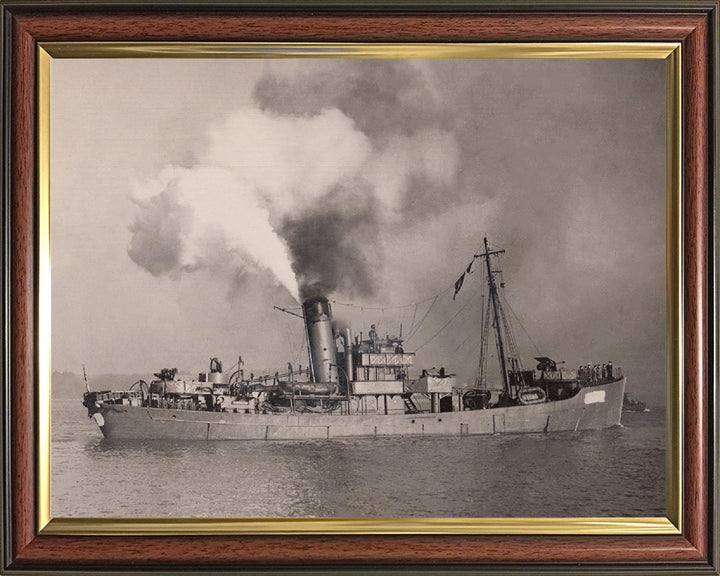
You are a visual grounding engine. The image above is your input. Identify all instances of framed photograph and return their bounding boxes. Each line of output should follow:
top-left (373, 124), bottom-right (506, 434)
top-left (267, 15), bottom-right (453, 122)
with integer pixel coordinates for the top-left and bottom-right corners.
top-left (1, 1), bottom-right (717, 574)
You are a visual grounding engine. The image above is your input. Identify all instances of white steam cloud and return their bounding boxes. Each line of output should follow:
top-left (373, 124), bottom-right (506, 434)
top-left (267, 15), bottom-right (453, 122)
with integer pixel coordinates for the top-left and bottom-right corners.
top-left (128, 165), bottom-right (300, 300)
top-left (128, 63), bottom-right (460, 302)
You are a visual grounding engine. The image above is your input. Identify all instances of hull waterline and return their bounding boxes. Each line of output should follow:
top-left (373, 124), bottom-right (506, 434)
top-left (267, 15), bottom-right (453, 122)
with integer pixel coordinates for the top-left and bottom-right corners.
top-left (92, 378), bottom-right (625, 441)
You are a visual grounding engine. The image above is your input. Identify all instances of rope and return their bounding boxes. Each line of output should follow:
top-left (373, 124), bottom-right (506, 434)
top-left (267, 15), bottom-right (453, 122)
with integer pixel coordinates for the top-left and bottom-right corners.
top-left (329, 280), bottom-right (456, 313)
top-left (453, 332), bottom-right (476, 352)
top-left (412, 296), bottom-right (476, 352)
top-left (405, 294), bottom-right (439, 343)
top-left (408, 303), bottom-right (419, 337)
top-left (500, 289), bottom-right (543, 357)
top-left (291, 327), bottom-right (308, 365)
top-left (330, 291), bottom-right (441, 311)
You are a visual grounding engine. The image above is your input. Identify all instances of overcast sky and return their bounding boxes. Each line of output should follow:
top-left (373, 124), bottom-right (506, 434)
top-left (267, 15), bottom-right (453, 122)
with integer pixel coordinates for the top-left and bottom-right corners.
top-left (51, 57), bottom-right (666, 405)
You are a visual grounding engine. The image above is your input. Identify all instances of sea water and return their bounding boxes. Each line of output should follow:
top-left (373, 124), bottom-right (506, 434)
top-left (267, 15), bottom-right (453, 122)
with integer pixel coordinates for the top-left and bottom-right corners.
top-left (51, 399), bottom-right (665, 518)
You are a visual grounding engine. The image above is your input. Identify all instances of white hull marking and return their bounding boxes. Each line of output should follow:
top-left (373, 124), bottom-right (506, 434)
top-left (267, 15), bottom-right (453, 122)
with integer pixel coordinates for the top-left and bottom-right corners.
top-left (583, 390), bottom-right (606, 404)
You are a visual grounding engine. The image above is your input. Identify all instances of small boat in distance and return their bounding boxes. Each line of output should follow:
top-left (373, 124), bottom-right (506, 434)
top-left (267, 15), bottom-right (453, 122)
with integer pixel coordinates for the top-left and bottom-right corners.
top-left (623, 392), bottom-right (649, 412)
top-left (82, 238), bottom-right (625, 440)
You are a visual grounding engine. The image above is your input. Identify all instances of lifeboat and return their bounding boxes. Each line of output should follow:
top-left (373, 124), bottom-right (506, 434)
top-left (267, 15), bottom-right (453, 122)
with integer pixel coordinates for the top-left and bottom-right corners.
top-left (517, 387), bottom-right (546, 405)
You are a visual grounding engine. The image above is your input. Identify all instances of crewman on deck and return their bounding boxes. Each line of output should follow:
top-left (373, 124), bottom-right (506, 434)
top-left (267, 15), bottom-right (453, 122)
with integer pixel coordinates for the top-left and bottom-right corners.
top-left (368, 324), bottom-right (378, 350)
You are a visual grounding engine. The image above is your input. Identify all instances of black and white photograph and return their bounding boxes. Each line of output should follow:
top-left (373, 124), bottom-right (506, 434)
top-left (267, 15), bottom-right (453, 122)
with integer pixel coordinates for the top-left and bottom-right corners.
top-left (50, 55), bottom-right (666, 519)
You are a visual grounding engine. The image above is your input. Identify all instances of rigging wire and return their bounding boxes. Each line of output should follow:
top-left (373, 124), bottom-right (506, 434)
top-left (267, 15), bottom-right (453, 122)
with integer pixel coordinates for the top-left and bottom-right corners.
top-left (330, 290), bottom-right (443, 311)
top-left (290, 246), bottom-right (490, 348)
top-left (329, 280), bottom-right (456, 317)
top-left (412, 293), bottom-right (477, 352)
top-left (453, 331), bottom-right (476, 352)
top-left (326, 259), bottom-right (478, 343)
top-left (452, 255), bottom-right (486, 353)
top-left (404, 294), bottom-right (440, 343)
top-left (293, 329), bottom-right (309, 365)
top-left (499, 289), bottom-right (543, 357)
top-left (408, 303), bottom-right (419, 337)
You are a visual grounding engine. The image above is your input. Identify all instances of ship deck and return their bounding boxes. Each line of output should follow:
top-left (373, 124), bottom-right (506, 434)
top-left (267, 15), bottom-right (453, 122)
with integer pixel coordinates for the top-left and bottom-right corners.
top-left (93, 378), bottom-right (626, 440)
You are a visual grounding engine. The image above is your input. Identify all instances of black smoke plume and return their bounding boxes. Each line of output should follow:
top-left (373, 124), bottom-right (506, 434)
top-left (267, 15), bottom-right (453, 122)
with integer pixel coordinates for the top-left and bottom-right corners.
top-left (280, 183), bottom-right (381, 301)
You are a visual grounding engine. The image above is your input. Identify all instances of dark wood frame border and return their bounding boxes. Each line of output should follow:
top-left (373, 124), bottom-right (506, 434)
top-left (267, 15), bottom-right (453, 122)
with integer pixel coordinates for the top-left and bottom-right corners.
top-left (1, 2), bottom-right (717, 574)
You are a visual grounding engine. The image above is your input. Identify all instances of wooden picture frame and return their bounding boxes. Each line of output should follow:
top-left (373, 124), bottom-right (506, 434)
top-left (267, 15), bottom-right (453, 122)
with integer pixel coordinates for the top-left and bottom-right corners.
top-left (1, 1), bottom-right (717, 573)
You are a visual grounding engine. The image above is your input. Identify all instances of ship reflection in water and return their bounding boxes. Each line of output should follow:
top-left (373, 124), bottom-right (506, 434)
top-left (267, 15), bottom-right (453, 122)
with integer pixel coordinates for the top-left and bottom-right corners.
top-left (52, 399), bottom-right (664, 518)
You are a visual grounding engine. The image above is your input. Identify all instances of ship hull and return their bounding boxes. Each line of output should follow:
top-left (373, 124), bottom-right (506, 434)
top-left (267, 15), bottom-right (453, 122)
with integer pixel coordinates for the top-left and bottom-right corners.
top-left (93, 378), bottom-right (625, 440)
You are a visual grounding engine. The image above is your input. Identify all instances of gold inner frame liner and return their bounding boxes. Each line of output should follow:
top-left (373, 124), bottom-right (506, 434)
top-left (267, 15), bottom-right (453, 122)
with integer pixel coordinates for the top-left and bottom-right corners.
top-left (36, 41), bottom-right (682, 536)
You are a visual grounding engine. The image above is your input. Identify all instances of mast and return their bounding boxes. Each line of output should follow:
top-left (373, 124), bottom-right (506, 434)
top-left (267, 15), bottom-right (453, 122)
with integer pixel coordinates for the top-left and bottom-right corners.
top-left (477, 293), bottom-right (491, 387)
top-left (476, 237), bottom-right (510, 397)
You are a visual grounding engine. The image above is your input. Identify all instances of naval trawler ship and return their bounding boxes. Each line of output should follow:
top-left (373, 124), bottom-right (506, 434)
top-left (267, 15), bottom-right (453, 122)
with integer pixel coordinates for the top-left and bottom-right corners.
top-left (82, 238), bottom-right (625, 440)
